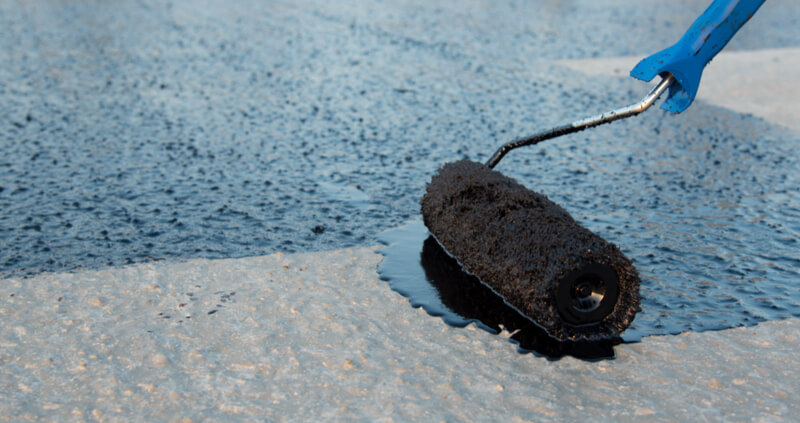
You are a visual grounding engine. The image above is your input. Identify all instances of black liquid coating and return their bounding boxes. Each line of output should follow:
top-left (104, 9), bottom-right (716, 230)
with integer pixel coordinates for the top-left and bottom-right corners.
top-left (420, 160), bottom-right (641, 341)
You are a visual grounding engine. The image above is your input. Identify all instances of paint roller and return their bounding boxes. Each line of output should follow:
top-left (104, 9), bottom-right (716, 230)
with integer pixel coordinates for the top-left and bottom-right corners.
top-left (420, 0), bottom-right (765, 341)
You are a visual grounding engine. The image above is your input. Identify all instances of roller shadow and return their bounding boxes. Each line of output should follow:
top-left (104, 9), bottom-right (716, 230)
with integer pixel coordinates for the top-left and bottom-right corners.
top-left (419, 236), bottom-right (620, 360)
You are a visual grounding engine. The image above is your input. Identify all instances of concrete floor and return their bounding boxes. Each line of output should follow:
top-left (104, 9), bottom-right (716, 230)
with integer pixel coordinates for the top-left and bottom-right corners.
top-left (2, 0), bottom-right (799, 421)
top-left (2, 248), bottom-right (798, 422)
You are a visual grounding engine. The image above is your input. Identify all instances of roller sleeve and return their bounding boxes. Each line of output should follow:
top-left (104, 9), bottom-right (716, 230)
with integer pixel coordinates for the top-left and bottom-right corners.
top-left (420, 160), bottom-right (641, 341)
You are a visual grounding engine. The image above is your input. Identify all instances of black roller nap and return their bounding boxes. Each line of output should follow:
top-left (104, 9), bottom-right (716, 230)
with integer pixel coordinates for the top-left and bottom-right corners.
top-left (420, 160), bottom-right (641, 341)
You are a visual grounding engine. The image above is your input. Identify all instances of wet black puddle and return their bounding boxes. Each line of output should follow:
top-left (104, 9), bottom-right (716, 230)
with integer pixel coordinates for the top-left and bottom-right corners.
top-left (378, 220), bottom-right (620, 360)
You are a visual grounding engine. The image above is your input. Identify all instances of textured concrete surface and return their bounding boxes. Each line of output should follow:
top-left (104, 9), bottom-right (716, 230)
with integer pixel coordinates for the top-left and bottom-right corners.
top-left (557, 47), bottom-right (800, 131)
top-left (1, 0), bottom-right (799, 421)
top-left (2, 248), bottom-right (798, 422)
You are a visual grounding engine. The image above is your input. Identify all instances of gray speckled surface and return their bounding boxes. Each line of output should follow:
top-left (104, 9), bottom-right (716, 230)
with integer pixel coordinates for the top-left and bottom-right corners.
top-left (1, 248), bottom-right (797, 421)
top-left (1, 0), bottom-right (800, 420)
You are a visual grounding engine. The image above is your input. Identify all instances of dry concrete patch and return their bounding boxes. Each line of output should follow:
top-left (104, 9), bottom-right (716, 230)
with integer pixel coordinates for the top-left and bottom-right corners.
top-left (1, 247), bottom-right (798, 421)
top-left (556, 47), bottom-right (800, 132)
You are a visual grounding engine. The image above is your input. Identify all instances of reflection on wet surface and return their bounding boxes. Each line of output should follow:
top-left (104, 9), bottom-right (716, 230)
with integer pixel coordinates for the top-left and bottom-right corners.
top-left (379, 221), bottom-right (619, 359)
top-left (379, 209), bottom-right (799, 347)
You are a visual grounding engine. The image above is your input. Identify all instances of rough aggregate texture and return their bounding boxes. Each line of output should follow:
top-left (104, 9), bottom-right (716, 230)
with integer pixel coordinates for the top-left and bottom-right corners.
top-left (1, 248), bottom-right (798, 421)
top-left (421, 160), bottom-right (641, 341)
top-left (0, 0), bottom-right (798, 420)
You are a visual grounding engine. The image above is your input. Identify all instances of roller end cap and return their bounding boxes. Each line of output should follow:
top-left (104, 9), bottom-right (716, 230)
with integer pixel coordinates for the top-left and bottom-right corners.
top-left (556, 264), bottom-right (620, 326)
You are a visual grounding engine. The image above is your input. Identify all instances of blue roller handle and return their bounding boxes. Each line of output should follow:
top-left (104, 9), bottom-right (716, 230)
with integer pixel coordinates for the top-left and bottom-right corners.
top-left (631, 0), bottom-right (765, 113)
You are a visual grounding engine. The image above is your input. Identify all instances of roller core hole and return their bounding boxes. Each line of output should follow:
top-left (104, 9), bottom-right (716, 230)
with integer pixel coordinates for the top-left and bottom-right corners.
top-left (571, 277), bottom-right (606, 313)
top-left (557, 264), bottom-right (620, 326)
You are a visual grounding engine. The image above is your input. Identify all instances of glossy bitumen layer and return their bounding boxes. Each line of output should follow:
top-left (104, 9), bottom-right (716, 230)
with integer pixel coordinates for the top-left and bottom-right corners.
top-left (2, 0), bottom-right (799, 290)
